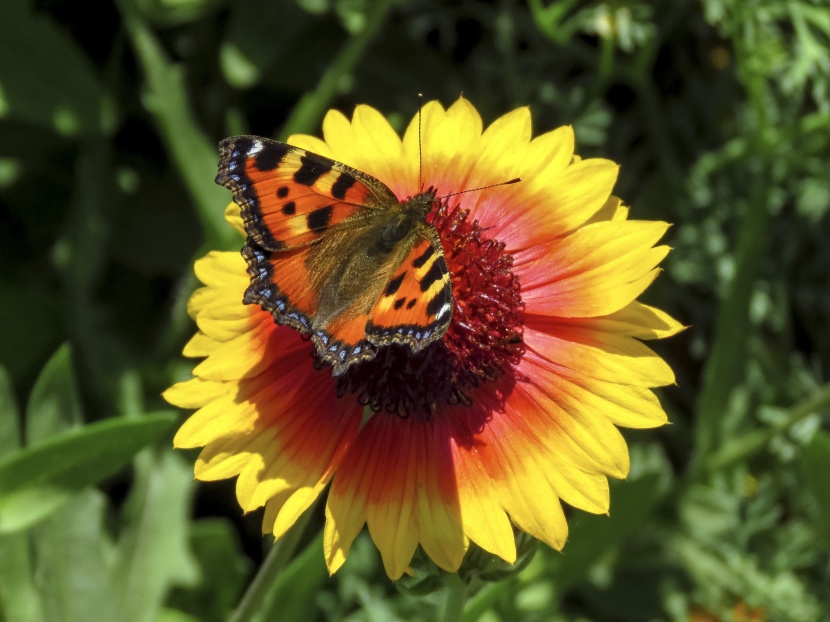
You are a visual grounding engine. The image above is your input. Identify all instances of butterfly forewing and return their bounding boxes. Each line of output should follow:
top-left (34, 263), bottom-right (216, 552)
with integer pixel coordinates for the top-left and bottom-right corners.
top-left (216, 136), bottom-right (398, 251)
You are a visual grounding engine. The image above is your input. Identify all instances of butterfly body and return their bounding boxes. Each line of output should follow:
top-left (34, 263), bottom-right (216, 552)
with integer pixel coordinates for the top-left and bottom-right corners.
top-left (217, 136), bottom-right (453, 375)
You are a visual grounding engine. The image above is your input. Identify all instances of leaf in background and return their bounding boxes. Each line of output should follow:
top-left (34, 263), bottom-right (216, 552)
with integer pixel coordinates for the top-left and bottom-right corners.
top-left (0, 281), bottom-right (63, 390)
top-left (802, 431), bottom-right (830, 549)
top-left (545, 473), bottom-right (663, 594)
top-left (112, 450), bottom-right (199, 622)
top-left (0, 3), bottom-right (116, 136)
top-left (117, 0), bottom-right (237, 251)
top-left (0, 365), bottom-right (45, 622)
top-left (25, 343), bottom-right (83, 443)
top-left (133, 0), bottom-right (223, 26)
top-left (254, 532), bottom-right (327, 622)
top-left (32, 490), bottom-right (119, 622)
top-left (221, 0), bottom-right (314, 89)
top-left (168, 519), bottom-right (251, 622)
top-left (0, 411), bottom-right (176, 533)
top-left (0, 364), bottom-right (21, 454)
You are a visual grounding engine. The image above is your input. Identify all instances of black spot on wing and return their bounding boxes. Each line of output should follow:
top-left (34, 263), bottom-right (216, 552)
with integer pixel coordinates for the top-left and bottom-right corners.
top-left (294, 154), bottom-right (333, 186)
top-left (419, 256), bottom-right (447, 292)
top-left (255, 143), bottom-right (290, 171)
top-left (393, 298), bottom-right (406, 310)
top-left (412, 244), bottom-right (435, 269)
top-left (406, 299), bottom-right (417, 309)
top-left (330, 173), bottom-right (357, 199)
top-left (385, 272), bottom-right (405, 297)
top-left (282, 201), bottom-right (296, 216)
top-left (277, 186), bottom-right (289, 198)
top-left (307, 205), bottom-right (333, 233)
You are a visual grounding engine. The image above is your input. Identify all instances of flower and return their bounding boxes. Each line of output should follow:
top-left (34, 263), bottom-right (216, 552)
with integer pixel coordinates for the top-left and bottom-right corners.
top-left (164, 98), bottom-right (682, 580)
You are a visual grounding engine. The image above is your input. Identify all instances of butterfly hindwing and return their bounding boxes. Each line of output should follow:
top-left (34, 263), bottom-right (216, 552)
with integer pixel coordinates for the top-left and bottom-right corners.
top-left (216, 136), bottom-right (398, 251)
top-left (241, 241), bottom-right (318, 334)
top-left (366, 229), bottom-right (453, 352)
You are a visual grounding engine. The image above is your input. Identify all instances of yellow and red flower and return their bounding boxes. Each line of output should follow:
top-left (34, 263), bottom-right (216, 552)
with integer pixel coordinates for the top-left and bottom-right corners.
top-left (164, 98), bottom-right (682, 579)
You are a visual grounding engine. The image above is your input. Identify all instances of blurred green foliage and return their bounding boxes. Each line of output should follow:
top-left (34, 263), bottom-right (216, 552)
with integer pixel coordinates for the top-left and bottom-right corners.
top-left (1, 0), bottom-right (829, 620)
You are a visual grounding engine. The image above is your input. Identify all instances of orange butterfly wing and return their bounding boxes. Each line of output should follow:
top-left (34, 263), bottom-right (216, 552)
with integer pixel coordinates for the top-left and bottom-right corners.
top-left (241, 242), bottom-right (318, 334)
top-left (365, 232), bottom-right (452, 351)
top-left (307, 231), bottom-right (453, 375)
top-left (216, 136), bottom-right (396, 250)
top-left (219, 136), bottom-right (453, 376)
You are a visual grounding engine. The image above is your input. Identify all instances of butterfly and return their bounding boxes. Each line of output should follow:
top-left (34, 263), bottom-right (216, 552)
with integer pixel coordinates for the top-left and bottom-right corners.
top-left (215, 136), bottom-right (453, 376)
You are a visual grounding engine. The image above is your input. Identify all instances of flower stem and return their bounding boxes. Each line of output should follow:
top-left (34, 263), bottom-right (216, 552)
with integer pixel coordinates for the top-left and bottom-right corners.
top-left (440, 574), bottom-right (468, 622)
top-left (228, 509), bottom-right (313, 622)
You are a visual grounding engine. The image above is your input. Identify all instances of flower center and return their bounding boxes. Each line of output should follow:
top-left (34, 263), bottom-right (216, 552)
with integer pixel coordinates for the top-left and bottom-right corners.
top-left (333, 200), bottom-right (525, 419)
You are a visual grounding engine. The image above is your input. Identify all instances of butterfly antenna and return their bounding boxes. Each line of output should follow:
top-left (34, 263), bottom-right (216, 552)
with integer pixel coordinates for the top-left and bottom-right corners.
top-left (439, 177), bottom-right (522, 201)
top-left (418, 93), bottom-right (423, 193)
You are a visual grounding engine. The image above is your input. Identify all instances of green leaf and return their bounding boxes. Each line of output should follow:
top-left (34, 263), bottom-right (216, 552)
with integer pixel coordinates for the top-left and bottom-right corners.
top-left (0, 3), bottom-right (116, 136)
top-left (112, 450), bottom-right (199, 622)
top-left (25, 343), bottom-right (83, 443)
top-left (32, 490), bottom-right (119, 622)
top-left (168, 519), bottom-right (251, 622)
top-left (0, 530), bottom-right (45, 622)
top-left (220, 1), bottom-right (313, 89)
top-left (0, 367), bottom-right (43, 621)
top-left (0, 364), bottom-right (21, 453)
top-left (133, 0), bottom-right (223, 26)
top-left (0, 411), bottom-right (176, 533)
top-left (117, 0), bottom-right (237, 251)
top-left (256, 533), bottom-right (327, 622)
top-left (803, 431), bottom-right (830, 548)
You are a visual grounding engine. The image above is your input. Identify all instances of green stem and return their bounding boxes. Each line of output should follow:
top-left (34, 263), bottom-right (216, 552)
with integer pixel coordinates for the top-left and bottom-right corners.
top-left (280, 0), bottom-right (398, 138)
top-left (440, 574), bottom-right (468, 622)
top-left (228, 509), bottom-right (313, 622)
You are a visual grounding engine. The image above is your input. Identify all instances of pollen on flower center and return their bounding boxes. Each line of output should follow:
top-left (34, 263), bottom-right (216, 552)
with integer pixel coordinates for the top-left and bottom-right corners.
top-left (331, 200), bottom-right (525, 419)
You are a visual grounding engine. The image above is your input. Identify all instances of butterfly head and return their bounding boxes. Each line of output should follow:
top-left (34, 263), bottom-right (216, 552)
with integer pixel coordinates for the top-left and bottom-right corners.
top-left (403, 186), bottom-right (439, 217)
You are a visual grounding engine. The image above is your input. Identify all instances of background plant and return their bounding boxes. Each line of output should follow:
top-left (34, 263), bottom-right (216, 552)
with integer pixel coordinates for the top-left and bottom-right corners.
top-left (1, 0), bottom-right (829, 620)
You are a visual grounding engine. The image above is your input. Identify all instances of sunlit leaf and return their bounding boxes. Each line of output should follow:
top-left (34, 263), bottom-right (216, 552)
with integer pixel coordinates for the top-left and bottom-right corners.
top-left (112, 450), bottom-right (199, 622)
top-left (0, 412), bottom-right (176, 533)
top-left (25, 344), bottom-right (82, 443)
top-left (32, 490), bottom-right (119, 622)
top-left (0, 363), bottom-right (44, 621)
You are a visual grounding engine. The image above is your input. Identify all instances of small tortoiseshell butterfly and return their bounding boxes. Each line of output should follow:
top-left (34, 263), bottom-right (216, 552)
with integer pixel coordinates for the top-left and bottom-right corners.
top-left (216, 136), bottom-right (453, 376)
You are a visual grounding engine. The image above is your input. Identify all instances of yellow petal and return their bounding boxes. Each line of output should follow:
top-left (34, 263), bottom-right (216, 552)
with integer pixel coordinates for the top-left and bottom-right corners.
top-left (223, 202), bottom-right (245, 237)
top-left (194, 251), bottom-right (248, 288)
top-left (524, 321), bottom-right (675, 387)
top-left (349, 104), bottom-right (405, 187)
top-left (163, 377), bottom-right (229, 409)
top-left (453, 443), bottom-right (517, 563)
top-left (592, 301), bottom-right (686, 340)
